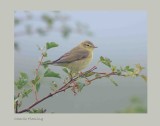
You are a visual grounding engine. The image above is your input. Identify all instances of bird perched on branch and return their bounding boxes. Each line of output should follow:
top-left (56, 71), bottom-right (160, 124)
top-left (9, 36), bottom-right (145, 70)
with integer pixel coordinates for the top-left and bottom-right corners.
top-left (45, 40), bottom-right (97, 76)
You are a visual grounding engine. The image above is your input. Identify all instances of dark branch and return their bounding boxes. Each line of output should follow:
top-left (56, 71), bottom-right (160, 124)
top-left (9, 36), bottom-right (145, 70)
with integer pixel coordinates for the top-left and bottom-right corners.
top-left (15, 65), bottom-right (127, 113)
top-left (16, 66), bottom-right (97, 113)
top-left (17, 86), bottom-right (71, 113)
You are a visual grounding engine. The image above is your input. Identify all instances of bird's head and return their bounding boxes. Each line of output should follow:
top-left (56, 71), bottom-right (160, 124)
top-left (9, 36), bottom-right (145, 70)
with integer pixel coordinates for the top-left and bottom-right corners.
top-left (80, 40), bottom-right (97, 51)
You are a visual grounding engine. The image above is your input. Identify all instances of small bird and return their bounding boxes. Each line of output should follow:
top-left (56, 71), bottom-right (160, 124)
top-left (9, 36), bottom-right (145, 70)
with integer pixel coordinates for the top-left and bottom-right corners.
top-left (47, 40), bottom-right (97, 76)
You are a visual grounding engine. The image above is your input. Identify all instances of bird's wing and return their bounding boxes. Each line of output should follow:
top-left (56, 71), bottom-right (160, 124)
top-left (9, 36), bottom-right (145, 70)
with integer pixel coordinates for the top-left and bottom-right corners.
top-left (53, 49), bottom-right (89, 64)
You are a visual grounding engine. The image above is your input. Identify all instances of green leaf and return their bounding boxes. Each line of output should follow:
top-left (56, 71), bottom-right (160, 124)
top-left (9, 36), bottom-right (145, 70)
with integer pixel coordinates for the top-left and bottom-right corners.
top-left (15, 72), bottom-right (28, 89)
top-left (125, 66), bottom-right (134, 72)
top-left (134, 64), bottom-right (144, 75)
top-left (42, 60), bottom-right (52, 69)
top-left (31, 75), bottom-right (41, 93)
top-left (125, 66), bottom-right (130, 70)
top-left (108, 77), bottom-right (118, 86)
top-left (111, 65), bottom-right (116, 72)
top-left (83, 71), bottom-right (95, 77)
top-left (140, 75), bottom-right (147, 82)
top-left (100, 56), bottom-right (112, 67)
top-left (44, 68), bottom-right (61, 78)
top-left (77, 82), bottom-right (85, 92)
top-left (42, 52), bottom-right (47, 57)
top-left (50, 83), bottom-right (58, 91)
top-left (135, 64), bottom-right (144, 71)
top-left (36, 83), bottom-right (41, 92)
top-left (20, 72), bottom-right (28, 79)
top-left (32, 75), bottom-right (40, 85)
top-left (128, 68), bottom-right (134, 72)
top-left (117, 69), bottom-right (122, 75)
top-left (131, 96), bottom-right (141, 103)
top-left (42, 14), bottom-right (54, 28)
top-left (29, 108), bottom-right (46, 113)
top-left (42, 60), bottom-right (52, 65)
top-left (95, 73), bottom-right (101, 78)
top-left (62, 68), bottom-right (69, 74)
top-left (22, 89), bottom-right (32, 98)
top-left (46, 42), bottom-right (58, 50)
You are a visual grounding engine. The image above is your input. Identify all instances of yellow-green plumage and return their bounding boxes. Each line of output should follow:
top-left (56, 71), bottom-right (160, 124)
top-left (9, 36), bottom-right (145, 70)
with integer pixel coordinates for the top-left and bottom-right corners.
top-left (49, 40), bottom-right (97, 75)
top-left (63, 51), bottom-right (93, 73)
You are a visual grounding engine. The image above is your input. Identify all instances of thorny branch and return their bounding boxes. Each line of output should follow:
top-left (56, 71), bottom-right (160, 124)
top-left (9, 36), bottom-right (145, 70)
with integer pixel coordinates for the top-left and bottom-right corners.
top-left (31, 55), bottom-right (44, 102)
top-left (16, 65), bottom-right (126, 113)
top-left (87, 72), bottom-right (125, 83)
top-left (16, 66), bottom-right (97, 113)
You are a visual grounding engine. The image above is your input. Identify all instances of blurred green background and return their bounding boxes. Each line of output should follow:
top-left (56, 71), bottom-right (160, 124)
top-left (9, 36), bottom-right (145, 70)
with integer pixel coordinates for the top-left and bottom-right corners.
top-left (14, 11), bottom-right (147, 113)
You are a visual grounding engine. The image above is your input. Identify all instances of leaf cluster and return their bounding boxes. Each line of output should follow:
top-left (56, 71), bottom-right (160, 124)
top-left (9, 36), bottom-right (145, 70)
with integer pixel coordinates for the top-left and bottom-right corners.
top-left (15, 42), bottom-right (61, 112)
top-left (99, 56), bottom-right (147, 82)
top-left (29, 108), bottom-right (46, 113)
top-left (15, 72), bottom-right (28, 89)
top-left (117, 97), bottom-right (147, 113)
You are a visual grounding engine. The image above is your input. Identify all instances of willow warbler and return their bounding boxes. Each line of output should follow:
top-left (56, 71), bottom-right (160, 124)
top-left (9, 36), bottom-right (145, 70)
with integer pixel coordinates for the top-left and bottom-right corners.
top-left (48, 40), bottom-right (97, 75)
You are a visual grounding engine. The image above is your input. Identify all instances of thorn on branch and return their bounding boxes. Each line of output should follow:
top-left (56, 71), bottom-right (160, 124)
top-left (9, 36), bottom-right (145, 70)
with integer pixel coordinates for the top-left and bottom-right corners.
top-left (16, 64), bottom-right (137, 113)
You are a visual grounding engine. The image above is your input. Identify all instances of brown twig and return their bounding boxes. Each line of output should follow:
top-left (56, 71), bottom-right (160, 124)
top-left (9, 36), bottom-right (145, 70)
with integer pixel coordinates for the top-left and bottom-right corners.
top-left (31, 83), bottom-right (38, 101)
top-left (36, 55), bottom-right (44, 75)
top-left (16, 65), bottom-right (125, 113)
top-left (16, 66), bottom-right (97, 113)
top-left (88, 72), bottom-right (117, 83)
top-left (32, 55), bottom-right (44, 101)
top-left (58, 66), bottom-right (97, 91)
top-left (87, 72), bottom-right (126, 84)
top-left (17, 86), bottom-right (71, 113)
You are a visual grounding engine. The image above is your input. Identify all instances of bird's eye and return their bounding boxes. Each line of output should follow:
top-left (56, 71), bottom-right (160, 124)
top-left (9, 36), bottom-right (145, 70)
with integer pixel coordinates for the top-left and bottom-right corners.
top-left (86, 44), bottom-right (90, 46)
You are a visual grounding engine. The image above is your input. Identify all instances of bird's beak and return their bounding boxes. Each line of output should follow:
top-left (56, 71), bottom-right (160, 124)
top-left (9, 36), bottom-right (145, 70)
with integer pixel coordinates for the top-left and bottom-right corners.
top-left (93, 45), bottom-right (97, 48)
